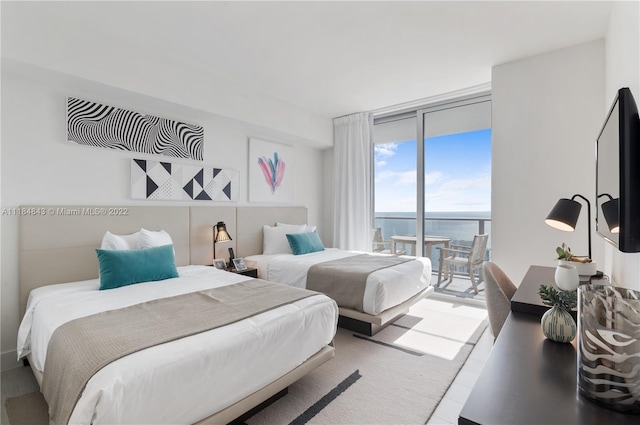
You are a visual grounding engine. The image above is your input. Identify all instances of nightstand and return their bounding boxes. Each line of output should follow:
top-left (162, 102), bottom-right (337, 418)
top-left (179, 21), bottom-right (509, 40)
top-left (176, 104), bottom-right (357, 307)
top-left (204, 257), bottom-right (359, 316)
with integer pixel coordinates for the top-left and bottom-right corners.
top-left (229, 267), bottom-right (258, 278)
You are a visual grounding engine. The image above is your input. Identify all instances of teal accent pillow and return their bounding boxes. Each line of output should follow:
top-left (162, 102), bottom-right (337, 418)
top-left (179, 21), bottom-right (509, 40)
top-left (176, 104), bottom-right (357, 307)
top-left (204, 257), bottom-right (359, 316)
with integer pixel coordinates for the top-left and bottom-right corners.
top-left (96, 244), bottom-right (179, 290)
top-left (286, 232), bottom-right (325, 255)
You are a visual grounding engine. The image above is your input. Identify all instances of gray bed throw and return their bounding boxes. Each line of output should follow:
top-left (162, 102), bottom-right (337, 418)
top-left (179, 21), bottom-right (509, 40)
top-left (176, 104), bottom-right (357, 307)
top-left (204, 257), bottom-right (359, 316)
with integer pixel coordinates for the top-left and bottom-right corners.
top-left (42, 279), bottom-right (318, 425)
top-left (307, 254), bottom-right (413, 312)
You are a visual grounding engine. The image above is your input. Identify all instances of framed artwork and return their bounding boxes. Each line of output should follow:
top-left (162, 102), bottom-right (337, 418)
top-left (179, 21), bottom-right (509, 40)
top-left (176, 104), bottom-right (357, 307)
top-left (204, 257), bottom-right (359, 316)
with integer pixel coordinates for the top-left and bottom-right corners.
top-left (67, 97), bottom-right (203, 160)
top-left (232, 258), bottom-right (247, 271)
top-left (249, 138), bottom-right (294, 203)
top-left (131, 159), bottom-right (239, 201)
top-left (213, 259), bottom-right (227, 270)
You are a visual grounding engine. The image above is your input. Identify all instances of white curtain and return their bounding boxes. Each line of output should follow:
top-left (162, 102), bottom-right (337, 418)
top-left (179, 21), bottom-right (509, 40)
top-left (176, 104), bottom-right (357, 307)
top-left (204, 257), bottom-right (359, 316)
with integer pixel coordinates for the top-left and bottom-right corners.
top-left (332, 112), bottom-right (372, 251)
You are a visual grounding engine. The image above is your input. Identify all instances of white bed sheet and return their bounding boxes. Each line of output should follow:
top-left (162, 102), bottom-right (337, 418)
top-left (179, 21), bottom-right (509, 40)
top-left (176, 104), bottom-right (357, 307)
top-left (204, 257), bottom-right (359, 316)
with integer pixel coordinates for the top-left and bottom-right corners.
top-left (16, 265), bottom-right (338, 424)
top-left (244, 248), bottom-right (432, 315)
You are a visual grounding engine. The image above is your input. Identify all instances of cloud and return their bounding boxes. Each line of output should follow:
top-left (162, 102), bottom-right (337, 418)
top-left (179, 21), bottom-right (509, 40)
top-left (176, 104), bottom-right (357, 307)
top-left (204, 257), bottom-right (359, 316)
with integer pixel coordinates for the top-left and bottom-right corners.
top-left (425, 171), bottom-right (444, 185)
top-left (374, 143), bottom-right (398, 166)
top-left (397, 170), bottom-right (416, 185)
top-left (440, 174), bottom-right (490, 191)
top-left (375, 169), bottom-right (417, 186)
top-left (375, 170), bottom-right (397, 183)
top-left (424, 173), bottom-right (491, 211)
top-left (375, 171), bottom-right (492, 212)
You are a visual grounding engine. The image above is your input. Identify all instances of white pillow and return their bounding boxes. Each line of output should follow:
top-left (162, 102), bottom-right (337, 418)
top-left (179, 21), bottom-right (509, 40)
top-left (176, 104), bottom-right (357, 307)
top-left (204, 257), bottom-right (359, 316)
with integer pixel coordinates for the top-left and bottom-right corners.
top-left (137, 228), bottom-right (174, 248)
top-left (101, 231), bottom-right (140, 250)
top-left (263, 225), bottom-right (293, 255)
top-left (276, 222), bottom-right (316, 233)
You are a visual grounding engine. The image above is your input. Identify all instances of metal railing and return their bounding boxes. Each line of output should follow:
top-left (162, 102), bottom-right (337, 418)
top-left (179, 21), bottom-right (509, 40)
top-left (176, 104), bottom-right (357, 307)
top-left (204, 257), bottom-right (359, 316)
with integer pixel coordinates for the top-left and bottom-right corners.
top-left (373, 215), bottom-right (492, 273)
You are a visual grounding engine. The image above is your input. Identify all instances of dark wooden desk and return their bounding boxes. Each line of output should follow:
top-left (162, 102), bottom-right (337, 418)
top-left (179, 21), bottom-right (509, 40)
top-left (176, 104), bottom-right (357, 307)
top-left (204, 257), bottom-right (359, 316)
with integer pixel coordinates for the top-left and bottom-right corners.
top-left (458, 266), bottom-right (635, 425)
top-left (510, 265), bottom-right (606, 320)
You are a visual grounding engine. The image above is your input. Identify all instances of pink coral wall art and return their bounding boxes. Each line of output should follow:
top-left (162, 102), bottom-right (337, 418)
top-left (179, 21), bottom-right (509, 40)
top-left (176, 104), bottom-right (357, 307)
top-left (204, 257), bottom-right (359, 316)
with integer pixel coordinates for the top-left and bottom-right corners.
top-left (249, 138), bottom-right (294, 203)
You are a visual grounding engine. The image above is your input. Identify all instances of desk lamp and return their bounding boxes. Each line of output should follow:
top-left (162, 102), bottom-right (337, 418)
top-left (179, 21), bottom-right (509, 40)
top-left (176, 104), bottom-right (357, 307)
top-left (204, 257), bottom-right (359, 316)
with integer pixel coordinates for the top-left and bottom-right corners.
top-left (213, 221), bottom-right (232, 262)
top-left (545, 194), bottom-right (592, 259)
top-left (545, 194), bottom-right (603, 278)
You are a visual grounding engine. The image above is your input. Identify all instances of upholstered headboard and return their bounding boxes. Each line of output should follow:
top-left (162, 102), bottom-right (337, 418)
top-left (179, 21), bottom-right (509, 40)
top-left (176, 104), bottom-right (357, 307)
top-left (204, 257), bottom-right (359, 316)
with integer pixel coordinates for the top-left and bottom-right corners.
top-left (18, 206), bottom-right (191, 315)
top-left (18, 205), bottom-right (307, 315)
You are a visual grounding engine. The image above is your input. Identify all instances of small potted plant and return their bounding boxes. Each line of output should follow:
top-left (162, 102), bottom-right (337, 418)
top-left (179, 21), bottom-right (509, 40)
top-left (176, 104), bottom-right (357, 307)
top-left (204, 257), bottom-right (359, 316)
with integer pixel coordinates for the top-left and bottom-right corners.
top-left (538, 284), bottom-right (577, 343)
top-left (556, 243), bottom-right (597, 276)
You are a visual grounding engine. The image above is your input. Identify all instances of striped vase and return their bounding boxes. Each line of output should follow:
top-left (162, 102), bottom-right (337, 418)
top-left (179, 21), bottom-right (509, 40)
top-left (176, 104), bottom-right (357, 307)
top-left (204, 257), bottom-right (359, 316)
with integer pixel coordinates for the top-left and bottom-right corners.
top-left (541, 305), bottom-right (576, 343)
top-left (578, 285), bottom-right (640, 414)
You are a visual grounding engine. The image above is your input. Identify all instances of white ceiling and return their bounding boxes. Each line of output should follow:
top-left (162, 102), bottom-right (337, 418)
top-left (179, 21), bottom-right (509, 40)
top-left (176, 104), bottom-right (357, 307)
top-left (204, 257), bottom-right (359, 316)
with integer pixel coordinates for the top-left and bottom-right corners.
top-left (1, 1), bottom-right (613, 118)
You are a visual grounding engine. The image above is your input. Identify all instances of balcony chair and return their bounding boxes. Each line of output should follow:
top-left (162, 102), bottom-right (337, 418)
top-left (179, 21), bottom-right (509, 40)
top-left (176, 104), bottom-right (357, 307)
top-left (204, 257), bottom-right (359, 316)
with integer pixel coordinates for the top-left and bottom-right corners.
top-left (371, 228), bottom-right (405, 255)
top-left (483, 261), bottom-right (517, 341)
top-left (437, 234), bottom-right (489, 294)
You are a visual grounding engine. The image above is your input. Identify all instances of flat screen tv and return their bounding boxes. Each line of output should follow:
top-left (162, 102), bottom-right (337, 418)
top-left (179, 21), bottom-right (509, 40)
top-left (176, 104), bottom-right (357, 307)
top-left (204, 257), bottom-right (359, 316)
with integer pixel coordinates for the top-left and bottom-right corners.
top-left (595, 87), bottom-right (640, 252)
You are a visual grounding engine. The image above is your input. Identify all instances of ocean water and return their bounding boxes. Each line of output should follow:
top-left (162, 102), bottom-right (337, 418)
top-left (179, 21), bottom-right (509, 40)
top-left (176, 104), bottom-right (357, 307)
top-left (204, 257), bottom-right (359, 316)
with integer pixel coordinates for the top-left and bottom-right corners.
top-left (374, 211), bottom-right (491, 267)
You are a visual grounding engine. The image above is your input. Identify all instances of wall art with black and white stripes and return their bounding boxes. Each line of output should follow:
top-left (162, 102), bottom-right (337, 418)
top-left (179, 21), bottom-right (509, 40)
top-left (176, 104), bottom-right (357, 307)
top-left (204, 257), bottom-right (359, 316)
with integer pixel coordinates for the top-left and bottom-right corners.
top-left (67, 97), bottom-right (204, 160)
top-left (131, 159), bottom-right (239, 201)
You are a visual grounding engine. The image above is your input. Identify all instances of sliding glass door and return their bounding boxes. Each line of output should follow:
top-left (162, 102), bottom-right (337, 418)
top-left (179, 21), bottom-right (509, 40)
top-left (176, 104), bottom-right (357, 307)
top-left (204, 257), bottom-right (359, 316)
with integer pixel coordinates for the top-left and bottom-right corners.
top-left (373, 94), bottom-right (492, 275)
top-left (373, 115), bottom-right (417, 255)
top-left (423, 99), bottom-right (492, 270)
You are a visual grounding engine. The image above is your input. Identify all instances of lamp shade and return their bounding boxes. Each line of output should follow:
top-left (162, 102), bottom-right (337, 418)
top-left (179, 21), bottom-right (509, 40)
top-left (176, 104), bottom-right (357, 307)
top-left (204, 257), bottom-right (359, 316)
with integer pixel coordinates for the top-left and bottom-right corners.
top-left (545, 198), bottom-right (582, 232)
top-left (601, 197), bottom-right (620, 234)
top-left (214, 221), bottom-right (232, 243)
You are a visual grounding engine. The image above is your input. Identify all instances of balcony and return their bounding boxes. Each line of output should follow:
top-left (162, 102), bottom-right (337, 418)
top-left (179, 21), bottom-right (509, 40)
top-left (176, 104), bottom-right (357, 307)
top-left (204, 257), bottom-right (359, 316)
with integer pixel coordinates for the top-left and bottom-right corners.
top-left (374, 214), bottom-right (491, 304)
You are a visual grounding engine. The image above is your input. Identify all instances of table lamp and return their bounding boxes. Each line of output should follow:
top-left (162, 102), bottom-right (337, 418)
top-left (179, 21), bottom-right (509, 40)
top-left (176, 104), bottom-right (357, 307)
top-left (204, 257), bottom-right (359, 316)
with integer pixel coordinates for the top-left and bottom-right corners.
top-left (544, 194), bottom-right (592, 259)
top-left (213, 221), bottom-right (232, 261)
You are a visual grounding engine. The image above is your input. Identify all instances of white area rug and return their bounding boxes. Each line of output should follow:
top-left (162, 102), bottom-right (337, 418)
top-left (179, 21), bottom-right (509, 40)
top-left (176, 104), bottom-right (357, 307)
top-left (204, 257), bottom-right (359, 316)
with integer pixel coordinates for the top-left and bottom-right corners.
top-left (246, 298), bottom-right (488, 425)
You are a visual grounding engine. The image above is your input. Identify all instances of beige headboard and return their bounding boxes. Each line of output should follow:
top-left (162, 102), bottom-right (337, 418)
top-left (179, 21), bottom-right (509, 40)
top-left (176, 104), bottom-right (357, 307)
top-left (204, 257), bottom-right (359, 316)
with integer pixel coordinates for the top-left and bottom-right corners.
top-left (18, 206), bottom-right (191, 315)
top-left (18, 205), bottom-right (307, 315)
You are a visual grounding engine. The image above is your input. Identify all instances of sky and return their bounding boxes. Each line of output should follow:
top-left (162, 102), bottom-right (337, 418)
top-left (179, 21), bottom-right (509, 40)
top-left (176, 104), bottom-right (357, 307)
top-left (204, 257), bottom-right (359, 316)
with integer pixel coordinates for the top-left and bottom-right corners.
top-left (374, 129), bottom-right (491, 213)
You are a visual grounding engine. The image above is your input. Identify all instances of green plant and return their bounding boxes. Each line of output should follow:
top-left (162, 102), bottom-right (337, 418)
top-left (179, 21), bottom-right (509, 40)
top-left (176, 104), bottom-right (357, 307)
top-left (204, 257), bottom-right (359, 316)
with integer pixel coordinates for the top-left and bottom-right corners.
top-left (538, 284), bottom-right (577, 311)
top-left (555, 243), bottom-right (592, 263)
top-left (556, 243), bottom-right (574, 260)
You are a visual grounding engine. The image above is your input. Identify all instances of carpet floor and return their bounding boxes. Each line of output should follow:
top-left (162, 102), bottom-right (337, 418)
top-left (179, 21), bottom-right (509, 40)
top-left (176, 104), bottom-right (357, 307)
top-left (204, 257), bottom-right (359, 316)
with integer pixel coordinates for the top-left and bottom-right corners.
top-left (4, 298), bottom-right (487, 425)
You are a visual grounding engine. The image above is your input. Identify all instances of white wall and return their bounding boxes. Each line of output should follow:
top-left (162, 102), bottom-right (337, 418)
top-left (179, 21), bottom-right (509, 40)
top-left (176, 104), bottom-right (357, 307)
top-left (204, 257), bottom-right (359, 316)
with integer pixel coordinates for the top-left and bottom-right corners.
top-left (602, 1), bottom-right (640, 289)
top-left (0, 61), bottom-right (328, 369)
top-left (491, 40), bottom-right (605, 284)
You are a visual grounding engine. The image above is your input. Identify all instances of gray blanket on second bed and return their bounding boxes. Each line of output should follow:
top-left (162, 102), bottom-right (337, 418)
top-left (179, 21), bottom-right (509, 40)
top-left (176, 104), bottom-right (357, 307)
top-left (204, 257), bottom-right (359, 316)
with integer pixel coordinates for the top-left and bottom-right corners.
top-left (307, 254), bottom-right (413, 312)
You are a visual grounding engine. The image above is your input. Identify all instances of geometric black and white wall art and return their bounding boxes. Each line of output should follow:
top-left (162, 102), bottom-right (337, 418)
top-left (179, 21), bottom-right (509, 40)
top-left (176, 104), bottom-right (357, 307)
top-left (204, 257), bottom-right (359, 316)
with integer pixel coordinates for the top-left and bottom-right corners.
top-left (67, 97), bottom-right (204, 160)
top-left (131, 159), bottom-right (239, 201)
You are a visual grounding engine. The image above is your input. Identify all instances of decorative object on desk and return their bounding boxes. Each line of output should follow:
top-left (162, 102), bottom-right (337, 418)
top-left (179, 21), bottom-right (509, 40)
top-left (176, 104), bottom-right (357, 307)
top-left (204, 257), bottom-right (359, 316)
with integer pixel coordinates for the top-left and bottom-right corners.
top-left (555, 243), bottom-right (597, 277)
top-left (538, 284), bottom-right (577, 343)
top-left (578, 285), bottom-right (640, 414)
top-left (554, 263), bottom-right (579, 291)
top-left (232, 257), bottom-right (247, 271)
top-left (213, 258), bottom-right (227, 270)
top-left (213, 221), bottom-right (232, 264)
top-left (545, 196), bottom-right (599, 276)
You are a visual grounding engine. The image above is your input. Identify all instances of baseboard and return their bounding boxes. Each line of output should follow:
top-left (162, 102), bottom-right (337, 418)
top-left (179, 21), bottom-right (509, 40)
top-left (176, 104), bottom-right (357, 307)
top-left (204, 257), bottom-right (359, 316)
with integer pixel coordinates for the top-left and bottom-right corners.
top-left (1, 350), bottom-right (22, 371)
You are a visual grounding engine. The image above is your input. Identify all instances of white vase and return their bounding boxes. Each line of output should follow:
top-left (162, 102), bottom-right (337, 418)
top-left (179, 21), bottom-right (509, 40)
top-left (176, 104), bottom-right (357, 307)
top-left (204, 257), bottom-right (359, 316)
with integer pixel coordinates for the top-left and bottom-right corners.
top-left (555, 263), bottom-right (579, 291)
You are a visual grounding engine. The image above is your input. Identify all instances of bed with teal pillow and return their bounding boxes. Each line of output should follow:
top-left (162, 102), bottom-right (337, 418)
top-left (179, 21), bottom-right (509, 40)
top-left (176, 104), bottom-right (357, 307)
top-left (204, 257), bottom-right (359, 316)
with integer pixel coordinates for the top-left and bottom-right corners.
top-left (286, 232), bottom-right (325, 255)
top-left (96, 244), bottom-right (179, 290)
